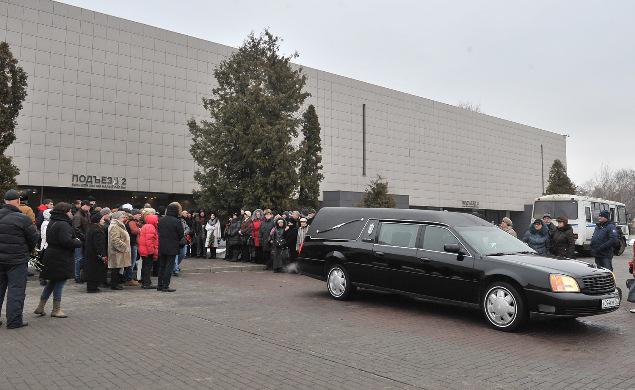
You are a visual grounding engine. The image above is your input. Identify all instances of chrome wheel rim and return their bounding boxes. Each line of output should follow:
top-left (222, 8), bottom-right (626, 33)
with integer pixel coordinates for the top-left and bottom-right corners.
top-left (485, 287), bottom-right (517, 327)
top-left (328, 267), bottom-right (347, 298)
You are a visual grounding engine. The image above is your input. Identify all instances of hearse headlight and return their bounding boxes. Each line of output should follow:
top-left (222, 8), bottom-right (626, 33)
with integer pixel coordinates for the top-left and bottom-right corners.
top-left (549, 274), bottom-right (580, 293)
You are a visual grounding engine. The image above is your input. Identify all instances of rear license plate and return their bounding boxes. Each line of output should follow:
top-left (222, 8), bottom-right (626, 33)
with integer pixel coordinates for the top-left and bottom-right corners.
top-left (601, 297), bottom-right (620, 309)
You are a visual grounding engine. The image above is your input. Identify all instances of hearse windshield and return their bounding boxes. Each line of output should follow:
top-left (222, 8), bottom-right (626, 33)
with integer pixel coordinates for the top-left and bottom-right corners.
top-left (533, 200), bottom-right (578, 220)
top-left (455, 226), bottom-right (536, 256)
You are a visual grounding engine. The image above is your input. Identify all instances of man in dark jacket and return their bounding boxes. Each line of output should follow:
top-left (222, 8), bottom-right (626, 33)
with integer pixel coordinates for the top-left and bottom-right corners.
top-left (259, 209), bottom-right (276, 269)
top-left (550, 216), bottom-right (576, 259)
top-left (0, 189), bottom-right (39, 329)
top-left (72, 200), bottom-right (91, 283)
top-left (157, 202), bottom-right (184, 292)
top-left (590, 210), bottom-right (618, 271)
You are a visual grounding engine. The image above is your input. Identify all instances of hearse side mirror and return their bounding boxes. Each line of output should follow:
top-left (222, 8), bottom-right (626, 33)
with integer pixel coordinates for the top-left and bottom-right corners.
top-left (444, 244), bottom-right (461, 254)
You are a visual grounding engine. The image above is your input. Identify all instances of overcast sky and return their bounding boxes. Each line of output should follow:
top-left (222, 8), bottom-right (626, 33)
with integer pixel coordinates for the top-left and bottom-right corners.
top-left (60, 0), bottom-right (635, 184)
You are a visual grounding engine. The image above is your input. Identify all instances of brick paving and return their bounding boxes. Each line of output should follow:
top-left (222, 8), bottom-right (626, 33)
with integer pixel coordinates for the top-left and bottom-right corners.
top-left (1, 253), bottom-right (634, 390)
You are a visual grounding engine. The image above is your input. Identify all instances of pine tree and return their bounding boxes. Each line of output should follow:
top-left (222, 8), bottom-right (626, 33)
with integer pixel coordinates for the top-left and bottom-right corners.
top-left (297, 105), bottom-right (323, 209)
top-left (545, 159), bottom-right (576, 195)
top-left (0, 42), bottom-right (28, 194)
top-left (188, 30), bottom-right (310, 212)
top-left (359, 175), bottom-right (396, 208)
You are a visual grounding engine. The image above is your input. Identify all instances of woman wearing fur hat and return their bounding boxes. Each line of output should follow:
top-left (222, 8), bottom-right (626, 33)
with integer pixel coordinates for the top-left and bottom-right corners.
top-left (499, 217), bottom-right (517, 238)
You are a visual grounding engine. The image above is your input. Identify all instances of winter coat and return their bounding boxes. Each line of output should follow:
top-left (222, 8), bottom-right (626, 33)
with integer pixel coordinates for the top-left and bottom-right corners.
top-left (502, 226), bottom-right (517, 238)
top-left (72, 209), bottom-right (90, 241)
top-left (271, 224), bottom-right (290, 270)
top-left (522, 224), bottom-right (550, 256)
top-left (18, 204), bottom-right (36, 223)
top-left (550, 224), bottom-right (576, 259)
top-left (138, 214), bottom-right (159, 259)
top-left (285, 219), bottom-right (299, 253)
top-left (226, 218), bottom-right (242, 247)
top-left (240, 217), bottom-right (252, 245)
top-left (83, 223), bottom-right (107, 283)
top-left (205, 219), bottom-right (221, 248)
top-left (40, 211), bottom-right (82, 280)
top-left (590, 221), bottom-right (618, 258)
top-left (107, 219), bottom-right (131, 269)
top-left (158, 204), bottom-right (184, 256)
top-left (259, 217), bottom-right (275, 252)
top-left (127, 219), bottom-right (140, 246)
top-left (0, 204), bottom-right (39, 265)
top-left (40, 210), bottom-right (51, 250)
top-left (251, 218), bottom-right (263, 247)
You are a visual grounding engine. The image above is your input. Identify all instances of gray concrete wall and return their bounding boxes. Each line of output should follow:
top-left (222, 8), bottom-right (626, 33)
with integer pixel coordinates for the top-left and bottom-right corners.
top-left (2, 0), bottom-right (566, 211)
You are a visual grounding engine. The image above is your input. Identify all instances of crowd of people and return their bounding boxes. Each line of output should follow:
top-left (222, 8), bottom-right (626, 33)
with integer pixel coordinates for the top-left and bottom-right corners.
top-left (499, 211), bottom-right (621, 271)
top-left (0, 188), bottom-right (317, 328)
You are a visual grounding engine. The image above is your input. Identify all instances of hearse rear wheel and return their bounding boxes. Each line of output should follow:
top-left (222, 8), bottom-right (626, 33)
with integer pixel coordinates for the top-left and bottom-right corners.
top-left (482, 281), bottom-right (527, 332)
top-left (327, 264), bottom-right (354, 300)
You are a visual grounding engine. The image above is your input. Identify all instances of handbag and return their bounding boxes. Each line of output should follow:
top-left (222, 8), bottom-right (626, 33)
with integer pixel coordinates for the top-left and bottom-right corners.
top-left (627, 279), bottom-right (635, 303)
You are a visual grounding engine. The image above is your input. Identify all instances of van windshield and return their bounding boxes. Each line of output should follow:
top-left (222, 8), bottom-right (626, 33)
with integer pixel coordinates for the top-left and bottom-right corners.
top-left (533, 200), bottom-right (578, 220)
top-left (455, 226), bottom-right (536, 256)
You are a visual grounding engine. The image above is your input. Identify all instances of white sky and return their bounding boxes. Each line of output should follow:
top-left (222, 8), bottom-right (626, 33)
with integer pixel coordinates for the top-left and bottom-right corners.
top-left (60, 0), bottom-right (635, 184)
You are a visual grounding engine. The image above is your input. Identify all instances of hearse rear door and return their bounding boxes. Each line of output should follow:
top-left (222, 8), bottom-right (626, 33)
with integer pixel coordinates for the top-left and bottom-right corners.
top-left (370, 222), bottom-right (421, 291)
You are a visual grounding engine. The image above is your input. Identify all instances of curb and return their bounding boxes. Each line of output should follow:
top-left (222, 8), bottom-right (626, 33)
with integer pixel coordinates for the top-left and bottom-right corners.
top-left (181, 264), bottom-right (266, 274)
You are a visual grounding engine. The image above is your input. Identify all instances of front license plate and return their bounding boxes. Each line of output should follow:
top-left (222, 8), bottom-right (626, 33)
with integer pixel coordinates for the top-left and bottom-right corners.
top-left (601, 297), bottom-right (620, 309)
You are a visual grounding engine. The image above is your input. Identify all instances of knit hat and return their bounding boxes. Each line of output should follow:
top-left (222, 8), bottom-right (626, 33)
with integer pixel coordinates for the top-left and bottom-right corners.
top-left (599, 210), bottom-right (610, 219)
top-left (90, 212), bottom-right (103, 224)
top-left (4, 189), bottom-right (20, 201)
top-left (556, 216), bottom-right (568, 225)
top-left (533, 219), bottom-right (543, 225)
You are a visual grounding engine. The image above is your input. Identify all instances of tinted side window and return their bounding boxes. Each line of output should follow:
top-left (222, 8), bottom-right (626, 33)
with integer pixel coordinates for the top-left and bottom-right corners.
top-left (422, 225), bottom-right (461, 253)
top-left (585, 207), bottom-right (592, 223)
top-left (377, 223), bottom-right (419, 248)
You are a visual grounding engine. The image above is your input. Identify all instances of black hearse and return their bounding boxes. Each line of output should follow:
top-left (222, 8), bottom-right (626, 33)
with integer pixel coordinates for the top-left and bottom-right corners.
top-left (297, 207), bottom-right (620, 331)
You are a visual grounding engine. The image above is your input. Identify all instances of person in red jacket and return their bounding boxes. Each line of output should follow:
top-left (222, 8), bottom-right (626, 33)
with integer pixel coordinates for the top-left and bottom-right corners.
top-left (138, 213), bottom-right (159, 289)
top-left (251, 209), bottom-right (264, 264)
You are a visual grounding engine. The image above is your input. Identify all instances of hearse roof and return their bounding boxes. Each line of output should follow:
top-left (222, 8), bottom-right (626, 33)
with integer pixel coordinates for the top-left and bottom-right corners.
top-left (310, 207), bottom-right (492, 237)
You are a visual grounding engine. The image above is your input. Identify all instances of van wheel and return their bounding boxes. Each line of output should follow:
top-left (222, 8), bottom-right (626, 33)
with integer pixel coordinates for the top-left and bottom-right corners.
top-left (327, 264), bottom-right (354, 300)
top-left (482, 282), bottom-right (527, 331)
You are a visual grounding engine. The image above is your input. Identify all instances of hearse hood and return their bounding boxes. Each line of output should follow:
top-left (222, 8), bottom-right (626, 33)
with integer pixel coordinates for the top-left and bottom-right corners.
top-left (488, 254), bottom-right (610, 277)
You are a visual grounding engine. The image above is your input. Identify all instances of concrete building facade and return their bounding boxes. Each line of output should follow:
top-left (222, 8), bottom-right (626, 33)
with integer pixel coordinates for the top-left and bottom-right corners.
top-left (1, 0), bottom-right (566, 214)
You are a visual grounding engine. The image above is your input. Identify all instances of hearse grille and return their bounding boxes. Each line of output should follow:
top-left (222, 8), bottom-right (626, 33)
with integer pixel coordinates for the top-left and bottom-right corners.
top-left (581, 274), bottom-right (615, 295)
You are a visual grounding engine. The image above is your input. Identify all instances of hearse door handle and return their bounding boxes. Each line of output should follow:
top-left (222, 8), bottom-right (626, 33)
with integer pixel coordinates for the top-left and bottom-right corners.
top-left (375, 252), bottom-right (384, 257)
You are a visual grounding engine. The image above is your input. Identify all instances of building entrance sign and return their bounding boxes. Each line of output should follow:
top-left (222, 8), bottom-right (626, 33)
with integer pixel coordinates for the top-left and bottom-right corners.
top-left (461, 200), bottom-right (480, 209)
top-left (72, 174), bottom-right (127, 190)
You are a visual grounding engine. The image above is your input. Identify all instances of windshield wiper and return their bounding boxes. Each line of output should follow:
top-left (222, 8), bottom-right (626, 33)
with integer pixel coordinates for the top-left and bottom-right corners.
top-left (316, 218), bottom-right (364, 234)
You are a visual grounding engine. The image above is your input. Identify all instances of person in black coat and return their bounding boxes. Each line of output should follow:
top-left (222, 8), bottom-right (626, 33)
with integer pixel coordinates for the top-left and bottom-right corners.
top-left (226, 215), bottom-right (242, 262)
top-left (550, 216), bottom-right (576, 259)
top-left (84, 213), bottom-right (108, 293)
top-left (157, 202), bottom-right (184, 292)
top-left (271, 218), bottom-right (291, 273)
top-left (0, 189), bottom-right (39, 329)
top-left (36, 202), bottom-right (82, 318)
top-left (259, 210), bottom-right (275, 269)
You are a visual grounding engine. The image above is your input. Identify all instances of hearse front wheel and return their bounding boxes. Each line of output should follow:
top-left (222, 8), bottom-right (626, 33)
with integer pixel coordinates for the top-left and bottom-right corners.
top-left (482, 281), bottom-right (527, 332)
top-left (327, 264), bottom-right (354, 300)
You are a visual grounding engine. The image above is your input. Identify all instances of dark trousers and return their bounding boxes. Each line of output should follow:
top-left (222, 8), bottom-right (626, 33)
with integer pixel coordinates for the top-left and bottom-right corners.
top-left (230, 245), bottom-right (240, 261)
top-left (253, 246), bottom-right (263, 264)
top-left (141, 256), bottom-right (154, 287)
top-left (0, 262), bottom-right (28, 327)
top-left (264, 250), bottom-right (272, 269)
top-left (110, 268), bottom-right (121, 287)
top-left (595, 256), bottom-right (613, 271)
top-left (86, 281), bottom-right (100, 292)
top-left (195, 235), bottom-right (205, 257)
top-left (241, 243), bottom-right (251, 262)
top-left (208, 247), bottom-right (216, 259)
top-left (158, 255), bottom-right (175, 290)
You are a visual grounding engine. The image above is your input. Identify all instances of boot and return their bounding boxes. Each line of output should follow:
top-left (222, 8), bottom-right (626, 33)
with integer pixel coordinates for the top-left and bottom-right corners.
top-left (34, 298), bottom-right (48, 316)
top-left (51, 300), bottom-right (67, 318)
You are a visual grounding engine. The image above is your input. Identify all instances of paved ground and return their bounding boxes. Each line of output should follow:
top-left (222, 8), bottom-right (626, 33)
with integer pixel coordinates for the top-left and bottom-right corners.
top-left (1, 253), bottom-right (634, 390)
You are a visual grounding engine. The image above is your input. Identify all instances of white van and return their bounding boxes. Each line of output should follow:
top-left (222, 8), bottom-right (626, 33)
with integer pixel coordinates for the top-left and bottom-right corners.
top-left (532, 194), bottom-right (630, 255)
